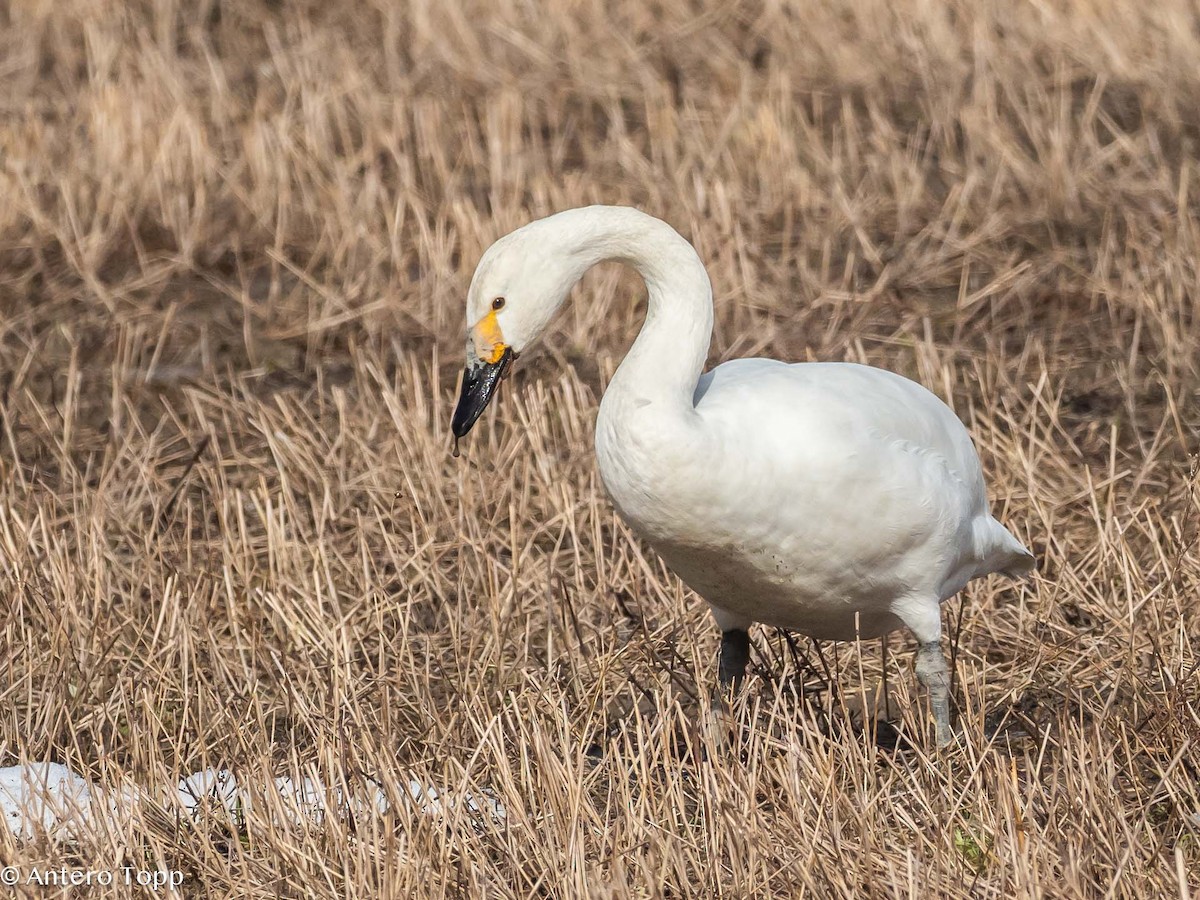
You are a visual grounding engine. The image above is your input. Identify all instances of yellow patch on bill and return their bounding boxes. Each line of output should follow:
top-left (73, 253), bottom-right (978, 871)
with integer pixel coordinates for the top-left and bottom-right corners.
top-left (472, 310), bottom-right (507, 363)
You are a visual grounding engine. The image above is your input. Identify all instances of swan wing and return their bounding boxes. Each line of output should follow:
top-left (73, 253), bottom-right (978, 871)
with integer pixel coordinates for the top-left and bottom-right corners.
top-left (666, 359), bottom-right (1028, 605)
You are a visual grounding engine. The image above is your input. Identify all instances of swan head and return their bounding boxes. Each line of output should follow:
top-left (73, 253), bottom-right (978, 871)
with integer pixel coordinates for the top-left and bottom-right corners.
top-left (451, 218), bottom-right (585, 438)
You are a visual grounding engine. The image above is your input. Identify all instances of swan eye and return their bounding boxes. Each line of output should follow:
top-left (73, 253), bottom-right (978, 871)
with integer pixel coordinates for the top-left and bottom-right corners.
top-left (491, 297), bottom-right (505, 311)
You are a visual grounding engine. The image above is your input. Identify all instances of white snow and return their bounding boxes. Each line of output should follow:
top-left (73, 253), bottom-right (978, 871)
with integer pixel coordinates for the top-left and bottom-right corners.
top-left (0, 763), bottom-right (100, 840)
top-left (0, 762), bottom-right (506, 840)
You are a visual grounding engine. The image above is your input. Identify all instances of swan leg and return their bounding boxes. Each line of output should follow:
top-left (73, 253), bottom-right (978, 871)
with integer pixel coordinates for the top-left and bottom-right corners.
top-left (718, 628), bottom-right (750, 690)
top-left (915, 641), bottom-right (953, 747)
top-left (703, 628), bottom-right (750, 752)
top-left (893, 595), bottom-right (954, 747)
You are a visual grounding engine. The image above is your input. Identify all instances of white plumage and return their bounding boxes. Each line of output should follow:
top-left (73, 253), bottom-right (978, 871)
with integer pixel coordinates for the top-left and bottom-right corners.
top-left (452, 206), bottom-right (1034, 745)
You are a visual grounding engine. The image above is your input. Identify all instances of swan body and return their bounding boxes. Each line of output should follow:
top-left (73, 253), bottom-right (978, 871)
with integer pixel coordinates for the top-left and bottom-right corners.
top-left (452, 206), bottom-right (1034, 745)
top-left (598, 357), bottom-right (1031, 641)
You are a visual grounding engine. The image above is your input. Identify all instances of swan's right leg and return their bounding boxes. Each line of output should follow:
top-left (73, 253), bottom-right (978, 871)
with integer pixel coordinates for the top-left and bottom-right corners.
top-left (703, 607), bottom-right (753, 750)
top-left (710, 605), bottom-right (753, 691)
top-left (718, 629), bottom-right (750, 689)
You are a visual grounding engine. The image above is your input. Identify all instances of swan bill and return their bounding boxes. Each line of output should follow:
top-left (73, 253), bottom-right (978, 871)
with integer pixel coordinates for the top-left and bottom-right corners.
top-left (452, 346), bottom-right (515, 438)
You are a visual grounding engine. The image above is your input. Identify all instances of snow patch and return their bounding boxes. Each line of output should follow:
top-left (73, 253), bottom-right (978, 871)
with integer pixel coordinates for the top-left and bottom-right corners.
top-left (1, 762), bottom-right (506, 840)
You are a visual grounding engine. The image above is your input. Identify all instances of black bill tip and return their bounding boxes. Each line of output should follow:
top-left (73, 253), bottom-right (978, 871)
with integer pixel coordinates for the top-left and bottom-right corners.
top-left (451, 346), bottom-right (516, 439)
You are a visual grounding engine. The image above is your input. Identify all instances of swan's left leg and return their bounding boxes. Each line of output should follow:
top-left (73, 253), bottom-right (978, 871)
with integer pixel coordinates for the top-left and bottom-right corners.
top-left (915, 642), bottom-right (953, 747)
top-left (893, 594), bottom-right (954, 747)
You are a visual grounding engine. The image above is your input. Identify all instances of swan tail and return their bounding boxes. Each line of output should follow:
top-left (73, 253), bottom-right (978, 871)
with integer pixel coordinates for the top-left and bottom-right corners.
top-left (974, 517), bottom-right (1036, 579)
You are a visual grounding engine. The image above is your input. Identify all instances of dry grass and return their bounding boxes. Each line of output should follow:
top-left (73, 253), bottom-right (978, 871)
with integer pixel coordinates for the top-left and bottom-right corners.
top-left (1, 0), bottom-right (1198, 896)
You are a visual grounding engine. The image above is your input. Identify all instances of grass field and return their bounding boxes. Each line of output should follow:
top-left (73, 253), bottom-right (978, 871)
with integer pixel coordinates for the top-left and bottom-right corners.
top-left (1, 0), bottom-right (1198, 896)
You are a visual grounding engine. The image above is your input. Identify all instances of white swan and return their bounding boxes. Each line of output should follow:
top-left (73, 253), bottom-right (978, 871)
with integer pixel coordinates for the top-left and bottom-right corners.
top-left (451, 206), bottom-right (1034, 745)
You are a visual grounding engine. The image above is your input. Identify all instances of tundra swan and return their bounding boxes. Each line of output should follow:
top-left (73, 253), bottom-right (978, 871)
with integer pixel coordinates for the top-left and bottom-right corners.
top-left (451, 206), bottom-right (1034, 745)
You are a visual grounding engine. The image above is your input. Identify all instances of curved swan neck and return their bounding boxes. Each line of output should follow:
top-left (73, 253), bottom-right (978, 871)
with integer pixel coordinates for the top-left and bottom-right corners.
top-left (564, 207), bottom-right (714, 414)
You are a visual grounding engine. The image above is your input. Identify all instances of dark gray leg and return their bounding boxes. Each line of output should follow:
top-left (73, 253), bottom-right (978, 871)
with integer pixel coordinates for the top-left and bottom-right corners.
top-left (719, 628), bottom-right (750, 690)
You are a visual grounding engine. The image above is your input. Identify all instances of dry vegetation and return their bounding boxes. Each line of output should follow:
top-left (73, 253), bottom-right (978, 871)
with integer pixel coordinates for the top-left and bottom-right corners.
top-left (1, 0), bottom-right (1198, 896)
